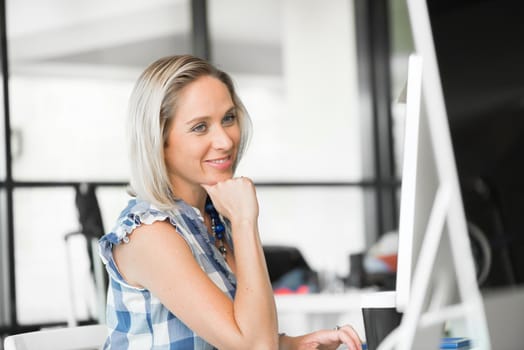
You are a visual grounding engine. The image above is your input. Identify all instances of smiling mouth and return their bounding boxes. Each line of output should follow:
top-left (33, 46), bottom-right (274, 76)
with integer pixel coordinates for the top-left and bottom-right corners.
top-left (208, 156), bottom-right (230, 164)
top-left (205, 156), bottom-right (234, 169)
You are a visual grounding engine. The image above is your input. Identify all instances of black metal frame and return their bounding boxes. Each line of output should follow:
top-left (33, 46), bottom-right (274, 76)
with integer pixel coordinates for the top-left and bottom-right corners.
top-left (191, 0), bottom-right (211, 61)
top-left (0, 0), bottom-right (16, 332)
top-left (354, 0), bottom-right (398, 241)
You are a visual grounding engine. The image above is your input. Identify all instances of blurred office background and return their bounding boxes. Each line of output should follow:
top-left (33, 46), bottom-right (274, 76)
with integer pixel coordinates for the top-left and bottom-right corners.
top-left (0, 0), bottom-right (409, 332)
top-left (4, 0), bottom-right (522, 341)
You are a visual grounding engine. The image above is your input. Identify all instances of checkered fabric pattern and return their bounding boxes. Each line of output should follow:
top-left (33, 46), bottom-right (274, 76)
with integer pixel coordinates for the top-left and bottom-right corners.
top-left (99, 198), bottom-right (237, 349)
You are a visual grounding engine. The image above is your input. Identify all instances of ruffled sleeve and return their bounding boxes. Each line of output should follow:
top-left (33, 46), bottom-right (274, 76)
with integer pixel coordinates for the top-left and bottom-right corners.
top-left (98, 198), bottom-right (172, 289)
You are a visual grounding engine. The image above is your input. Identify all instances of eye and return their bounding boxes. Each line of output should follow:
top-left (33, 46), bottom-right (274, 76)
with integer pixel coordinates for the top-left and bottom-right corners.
top-left (222, 113), bottom-right (237, 125)
top-left (191, 122), bottom-right (207, 133)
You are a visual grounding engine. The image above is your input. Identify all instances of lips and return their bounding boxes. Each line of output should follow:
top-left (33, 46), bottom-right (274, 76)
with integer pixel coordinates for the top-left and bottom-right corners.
top-left (205, 156), bottom-right (233, 170)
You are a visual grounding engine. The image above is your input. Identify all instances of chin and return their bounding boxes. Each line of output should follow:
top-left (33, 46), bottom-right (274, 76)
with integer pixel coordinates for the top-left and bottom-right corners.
top-left (211, 174), bottom-right (234, 184)
top-left (221, 174), bottom-right (235, 181)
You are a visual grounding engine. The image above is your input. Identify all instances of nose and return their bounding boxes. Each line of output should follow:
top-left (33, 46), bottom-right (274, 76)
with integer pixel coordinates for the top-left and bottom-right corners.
top-left (211, 125), bottom-right (234, 150)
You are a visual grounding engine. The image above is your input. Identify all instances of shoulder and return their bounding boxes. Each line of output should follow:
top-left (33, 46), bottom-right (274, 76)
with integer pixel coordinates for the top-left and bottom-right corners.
top-left (101, 198), bottom-right (174, 245)
top-left (111, 207), bottom-right (192, 288)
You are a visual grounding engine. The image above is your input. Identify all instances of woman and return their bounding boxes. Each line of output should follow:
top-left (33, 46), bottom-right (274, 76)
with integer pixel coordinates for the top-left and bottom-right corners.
top-left (99, 54), bottom-right (362, 349)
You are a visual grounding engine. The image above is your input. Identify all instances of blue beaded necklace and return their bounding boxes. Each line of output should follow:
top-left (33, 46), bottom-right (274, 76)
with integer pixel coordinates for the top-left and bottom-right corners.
top-left (205, 197), bottom-right (227, 258)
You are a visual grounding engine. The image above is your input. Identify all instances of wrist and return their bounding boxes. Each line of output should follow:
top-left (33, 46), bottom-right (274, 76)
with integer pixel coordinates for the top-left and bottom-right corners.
top-left (231, 217), bottom-right (258, 231)
top-left (279, 333), bottom-right (299, 350)
top-left (278, 333), bottom-right (289, 350)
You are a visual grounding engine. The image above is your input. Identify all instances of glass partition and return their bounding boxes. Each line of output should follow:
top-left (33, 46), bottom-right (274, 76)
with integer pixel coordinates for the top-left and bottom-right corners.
top-left (1, 0), bottom-right (391, 328)
top-left (257, 186), bottom-right (366, 276)
top-left (14, 186), bottom-right (130, 324)
top-left (9, 76), bottom-right (132, 181)
top-left (8, 0), bottom-right (192, 182)
top-left (7, 0), bottom-right (191, 325)
top-left (211, 0), bottom-right (364, 182)
top-left (209, 0), bottom-right (367, 278)
top-left (14, 187), bottom-right (81, 324)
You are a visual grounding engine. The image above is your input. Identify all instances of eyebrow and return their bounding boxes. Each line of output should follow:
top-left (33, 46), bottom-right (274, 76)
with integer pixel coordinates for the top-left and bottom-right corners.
top-left (184, 106), bottom-right (236, 126)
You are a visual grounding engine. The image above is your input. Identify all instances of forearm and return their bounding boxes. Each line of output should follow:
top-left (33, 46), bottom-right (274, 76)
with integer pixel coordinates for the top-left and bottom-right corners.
top-left (278, 334), bottom-right (305, 350)
top-left (231, 219), bottom-right (278, 348)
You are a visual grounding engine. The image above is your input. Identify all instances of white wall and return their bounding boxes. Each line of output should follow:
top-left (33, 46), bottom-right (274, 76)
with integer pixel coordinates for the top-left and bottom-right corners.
top-left (281, 0), bottom-right (363, 182)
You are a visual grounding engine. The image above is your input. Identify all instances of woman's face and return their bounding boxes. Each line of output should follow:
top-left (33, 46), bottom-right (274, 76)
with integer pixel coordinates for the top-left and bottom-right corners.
top-left (164, 75), bottom-right (241, 197)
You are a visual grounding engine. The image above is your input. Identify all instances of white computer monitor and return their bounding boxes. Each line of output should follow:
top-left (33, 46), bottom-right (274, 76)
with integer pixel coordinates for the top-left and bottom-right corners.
top-left (376, 0), bottom-right (491, 349)
top-left (391, 50), bottom-right (461, 347)
top-left (394, 54), bottom-right (429, 314)
top-left (394, 52), bottom-right (458, 315)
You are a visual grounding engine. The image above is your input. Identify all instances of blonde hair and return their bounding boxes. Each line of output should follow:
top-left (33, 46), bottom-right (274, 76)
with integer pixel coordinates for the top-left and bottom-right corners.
top-left (127, 55), bottom-right (252, 209)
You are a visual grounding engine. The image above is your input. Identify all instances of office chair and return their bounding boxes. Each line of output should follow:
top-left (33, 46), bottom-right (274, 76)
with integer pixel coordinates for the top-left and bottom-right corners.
top-left (3, 324), bottom-right (107, 350)
top-left (263, 245), bottom-right (319, 292)
top-left (64, 183), bottom-right (107, 326)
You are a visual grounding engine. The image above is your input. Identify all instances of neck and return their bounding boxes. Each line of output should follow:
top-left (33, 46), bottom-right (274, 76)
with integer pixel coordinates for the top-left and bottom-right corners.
top-left (172, 185), bottom-right (208, 214)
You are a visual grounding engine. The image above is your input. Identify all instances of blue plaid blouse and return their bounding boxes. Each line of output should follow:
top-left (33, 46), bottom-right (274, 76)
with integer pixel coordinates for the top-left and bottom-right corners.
top-left (98, 198), bottom-right (237, 349)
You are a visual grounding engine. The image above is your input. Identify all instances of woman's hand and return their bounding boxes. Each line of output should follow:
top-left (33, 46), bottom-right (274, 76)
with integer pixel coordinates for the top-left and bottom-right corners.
top-left (281, 324), bottom-right (363, 350)
top-left (201, 176), bottom-right (259, 225)
top-left (202, 177), bottom-right (279, 348)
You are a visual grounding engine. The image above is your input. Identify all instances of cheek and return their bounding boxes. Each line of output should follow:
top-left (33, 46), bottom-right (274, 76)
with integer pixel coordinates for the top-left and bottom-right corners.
top-left (177, 143), bottom-right (208, 166)
top-left (163, 147), bottom-right (177, 172)
top-left (164, 141), bottom-right (186, 171)
top-left (231, 126), bottom-right (242, 147)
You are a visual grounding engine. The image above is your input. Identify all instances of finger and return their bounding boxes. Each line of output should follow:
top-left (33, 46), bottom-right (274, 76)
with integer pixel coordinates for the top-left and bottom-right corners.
top-left (342, 324), bottom-right (363, 344)
top-left (337, 333), bottom-right (360, 350)
top-left (337, 325), bottom-right (363, 350)
top-left (236, 175), bottom-right (253, 185)
top-left (201, 180), bottom-right (218, 189)
top-left (200, 183), bottom-right (218, 200)
top-left (200, 183), bottom-right (213, 195)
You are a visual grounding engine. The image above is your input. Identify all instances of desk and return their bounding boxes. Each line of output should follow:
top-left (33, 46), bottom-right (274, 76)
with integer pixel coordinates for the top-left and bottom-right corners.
top-left (275, 290), bottom-right (368, 339)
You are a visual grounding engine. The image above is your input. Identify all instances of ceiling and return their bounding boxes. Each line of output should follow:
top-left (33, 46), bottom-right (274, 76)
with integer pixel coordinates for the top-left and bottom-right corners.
top-left (10, 0), bottom-right (522, 112)
top-left (7, 0), bottom-right (283, 75)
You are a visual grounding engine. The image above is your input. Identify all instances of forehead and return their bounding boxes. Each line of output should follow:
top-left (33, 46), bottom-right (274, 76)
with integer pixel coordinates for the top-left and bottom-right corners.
top-left (175, 75), bottom-right (234, 121)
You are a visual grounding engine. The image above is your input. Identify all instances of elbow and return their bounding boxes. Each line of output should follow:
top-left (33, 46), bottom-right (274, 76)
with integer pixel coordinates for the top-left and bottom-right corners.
top-left (228, 333), bottom-right (278, 350)
top-left (249, 335), bottom-right (279, 350)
